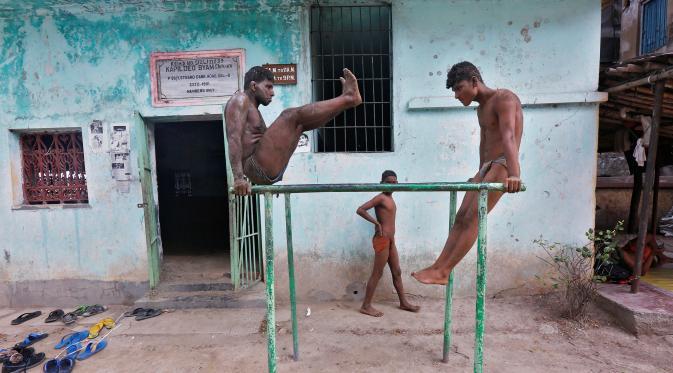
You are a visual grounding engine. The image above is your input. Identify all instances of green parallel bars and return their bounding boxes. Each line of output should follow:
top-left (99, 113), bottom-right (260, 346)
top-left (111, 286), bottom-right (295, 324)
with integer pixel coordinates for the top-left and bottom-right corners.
top-left (285, 194), bottom-right (299, 361)
top-left (474, 188), bottom-right (489, 373)
top-left (442, 191), bottom-right (457, 363)
top-left (264, 193), bottom-right (277, 373)
top-left (246, 183), bottom-right (524, 373)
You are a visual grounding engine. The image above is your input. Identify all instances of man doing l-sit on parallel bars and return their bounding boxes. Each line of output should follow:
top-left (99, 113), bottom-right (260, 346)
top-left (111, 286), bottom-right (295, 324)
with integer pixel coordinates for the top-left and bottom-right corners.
top-left (226, 66), bottom-right (362, 194)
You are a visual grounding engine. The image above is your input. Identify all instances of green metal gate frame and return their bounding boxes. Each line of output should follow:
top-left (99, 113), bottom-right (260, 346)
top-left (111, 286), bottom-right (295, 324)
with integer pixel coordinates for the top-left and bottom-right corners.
top-left (223, 108), bottom-right (263, 290)
top-left (235, 182), bottom-right (524, 373)
top-left (136, 112), bottom-right (161, 289)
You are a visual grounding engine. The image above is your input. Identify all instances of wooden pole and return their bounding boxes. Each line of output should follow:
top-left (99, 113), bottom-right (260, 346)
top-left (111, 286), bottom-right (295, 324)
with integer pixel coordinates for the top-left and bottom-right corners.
top-left (650, 165), bottom-right (661, 234)
top-left (628, 169), bottom-right (642, 234)
top-left (632, 80), bottom-right (665, 293)
top-left (606, 68), bottom-right (673, 93)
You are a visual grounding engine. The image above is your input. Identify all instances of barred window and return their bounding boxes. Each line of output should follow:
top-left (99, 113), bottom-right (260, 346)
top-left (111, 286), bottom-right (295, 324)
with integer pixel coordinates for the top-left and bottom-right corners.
top-left (311, 5), bottom-right (393, 152)
top-left (20, 132), bottom-right (88, 204)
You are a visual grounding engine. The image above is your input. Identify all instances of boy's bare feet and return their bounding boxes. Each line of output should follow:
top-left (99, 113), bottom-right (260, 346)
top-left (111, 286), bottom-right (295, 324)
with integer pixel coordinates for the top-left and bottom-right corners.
top-left (340, 68), bottom-right (362, 107)
top-left (399, 303), bottom-right (420, 313)
top-left (359, 305), bottom-right (384, 317)
top-left (411, 267), bottom-right (450, 285)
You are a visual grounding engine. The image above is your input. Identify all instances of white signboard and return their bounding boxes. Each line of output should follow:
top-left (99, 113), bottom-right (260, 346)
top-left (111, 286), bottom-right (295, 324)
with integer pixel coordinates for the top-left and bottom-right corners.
top-left (150, 49), bottom-right (245, 107)
top-left (157, 57), bottom-right (239, 99)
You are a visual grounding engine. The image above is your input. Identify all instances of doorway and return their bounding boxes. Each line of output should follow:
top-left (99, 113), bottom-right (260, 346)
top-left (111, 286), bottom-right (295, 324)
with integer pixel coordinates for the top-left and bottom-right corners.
top-left (154, 120), bottom-right (230, 283)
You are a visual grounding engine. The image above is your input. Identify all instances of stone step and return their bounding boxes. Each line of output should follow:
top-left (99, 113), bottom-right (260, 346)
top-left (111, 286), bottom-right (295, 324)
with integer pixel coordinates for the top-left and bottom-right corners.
top-left (157, 281), bottom-right (234, 293)
top-left (134, 283), bottom-right (265, 310)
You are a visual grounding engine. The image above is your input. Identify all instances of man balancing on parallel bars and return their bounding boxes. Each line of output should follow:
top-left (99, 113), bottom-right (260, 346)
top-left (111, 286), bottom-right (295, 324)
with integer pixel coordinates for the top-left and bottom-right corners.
top-left (411, 61), bottom-right (524, 285)
top-left (226, 66), bottom-right (362, 194)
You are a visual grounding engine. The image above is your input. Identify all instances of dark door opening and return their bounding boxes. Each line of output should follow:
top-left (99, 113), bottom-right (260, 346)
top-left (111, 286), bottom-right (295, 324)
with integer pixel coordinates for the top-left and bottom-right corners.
top-left (155, 120), bottom-right (229, 283)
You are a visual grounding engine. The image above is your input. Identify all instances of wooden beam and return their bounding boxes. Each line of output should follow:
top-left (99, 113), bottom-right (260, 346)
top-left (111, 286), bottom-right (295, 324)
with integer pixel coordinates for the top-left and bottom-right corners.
top-left (632, 79), bottom-right (665, 294)
top-left (605, 68), bottom-right (673, 93)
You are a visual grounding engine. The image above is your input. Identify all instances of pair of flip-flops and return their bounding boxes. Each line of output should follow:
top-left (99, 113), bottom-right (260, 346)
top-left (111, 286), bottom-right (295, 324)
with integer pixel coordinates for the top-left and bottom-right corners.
top-left (1, 346), bottom-right (45, 373)
top-left (42, 356), bottom-right (75, 373)
top-left (123, 308), bottom-right (163, 321)
top-left (88, 318), bottom-right (115, 339)
top-left (73, 304), bottom-right (106, 318)
top-left (57, 304), bottom-right (106, 325)
top-left (60, 340), bottom-right (107, 361)
top-left (10, 311), bottom-right (41, 325)
top-left (54, 331), bottom-right (88, 350)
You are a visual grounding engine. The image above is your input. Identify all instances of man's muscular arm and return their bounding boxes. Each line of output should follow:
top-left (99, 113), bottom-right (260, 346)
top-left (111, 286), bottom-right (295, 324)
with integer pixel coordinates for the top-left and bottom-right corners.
top-left (495, 93), bottom-right (522, 193)
top-left (225, 95), bottom-right (252, 195)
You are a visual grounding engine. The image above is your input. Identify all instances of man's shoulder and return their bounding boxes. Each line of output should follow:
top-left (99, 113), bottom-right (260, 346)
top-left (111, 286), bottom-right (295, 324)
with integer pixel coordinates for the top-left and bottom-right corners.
top-left (225, 92), bottom-right (250, 111)
top-left (495, 89), bottom-right (521, 103)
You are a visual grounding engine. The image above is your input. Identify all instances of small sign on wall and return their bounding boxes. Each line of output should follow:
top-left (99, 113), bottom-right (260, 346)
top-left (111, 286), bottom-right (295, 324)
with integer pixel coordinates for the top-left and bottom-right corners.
top-left (263, 63), bottom-right (297, 85)
top-left (150, 49), bottom-right (246, 107)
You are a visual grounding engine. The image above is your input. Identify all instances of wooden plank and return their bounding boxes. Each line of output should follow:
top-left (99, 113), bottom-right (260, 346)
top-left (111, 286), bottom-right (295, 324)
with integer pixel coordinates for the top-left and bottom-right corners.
top-left (632, 79), bottom-right (664, 293)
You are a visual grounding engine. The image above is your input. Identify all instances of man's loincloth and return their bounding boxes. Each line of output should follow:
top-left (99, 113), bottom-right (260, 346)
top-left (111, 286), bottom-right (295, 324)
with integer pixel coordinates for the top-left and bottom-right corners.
top-left (243, 155), bottom-right (286, 185)
top-left (478, 155), bottom-right (508, 178)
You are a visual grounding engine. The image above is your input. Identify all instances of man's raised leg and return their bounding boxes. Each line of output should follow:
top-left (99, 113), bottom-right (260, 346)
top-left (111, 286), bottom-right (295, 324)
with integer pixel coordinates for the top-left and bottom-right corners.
top-left (255, 68), bottom-right (362, 177)
top-left (411, 165), bottom-right (508, 285)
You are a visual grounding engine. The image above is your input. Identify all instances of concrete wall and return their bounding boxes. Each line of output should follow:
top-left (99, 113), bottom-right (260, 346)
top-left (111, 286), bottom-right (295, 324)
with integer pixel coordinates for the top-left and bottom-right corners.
top-left (0, 0), bottom-right (602, 305)
top-left (0, 0), bottom-right (308, 306)
top-left (274, 0), bottom-right (602, 301)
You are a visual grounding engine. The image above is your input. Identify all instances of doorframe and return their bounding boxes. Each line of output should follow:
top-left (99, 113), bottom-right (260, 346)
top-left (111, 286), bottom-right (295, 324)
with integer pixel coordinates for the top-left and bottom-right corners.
top-left (137, 113), bottom-right (224, 288)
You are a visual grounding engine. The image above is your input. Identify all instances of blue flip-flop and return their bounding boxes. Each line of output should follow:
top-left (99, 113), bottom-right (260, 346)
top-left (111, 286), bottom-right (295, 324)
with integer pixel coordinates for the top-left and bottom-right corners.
top-left (58, 357), bottom-right (76, 373)
top-left (15, 332), bottom-right (48, 349)
top-left (76, 340), bottom-right (107, 360)
top-left (64, 342), bottom-right (81, 359)
top-left (54, 330), bottom-right (88, 349)
top-left (42, 358), bottom-right (59, 373)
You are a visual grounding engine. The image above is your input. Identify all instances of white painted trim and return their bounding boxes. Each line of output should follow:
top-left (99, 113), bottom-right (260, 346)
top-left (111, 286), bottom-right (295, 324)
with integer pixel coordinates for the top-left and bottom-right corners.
top-left (407, 91), bottom-right (608, 110)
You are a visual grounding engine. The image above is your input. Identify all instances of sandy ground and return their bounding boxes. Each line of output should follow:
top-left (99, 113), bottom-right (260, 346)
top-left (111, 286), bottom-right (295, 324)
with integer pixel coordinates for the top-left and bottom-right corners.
top-left (1, 293), bottom-right (672, 373)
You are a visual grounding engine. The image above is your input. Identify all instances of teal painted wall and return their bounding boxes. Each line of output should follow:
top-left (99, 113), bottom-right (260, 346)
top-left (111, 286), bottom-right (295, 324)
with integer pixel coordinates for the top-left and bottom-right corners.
top-left (272, 0), bottom-right (602, 300)
top-left (0, 0), bottom-right (601, 302)
top-left (0, 1), bottom-right (308, 301)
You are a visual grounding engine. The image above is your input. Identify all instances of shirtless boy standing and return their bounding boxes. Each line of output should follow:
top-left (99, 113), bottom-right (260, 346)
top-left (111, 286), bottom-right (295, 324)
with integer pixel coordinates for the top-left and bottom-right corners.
top-left (357, 170), bottom-right (420, 317)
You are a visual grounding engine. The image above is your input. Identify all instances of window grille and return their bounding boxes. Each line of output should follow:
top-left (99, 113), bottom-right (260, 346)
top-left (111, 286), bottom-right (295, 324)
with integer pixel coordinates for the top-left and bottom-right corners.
top-left (20, 132), bottom-right (88, 204)
top-left (310, 5), bottom-right (393, 152)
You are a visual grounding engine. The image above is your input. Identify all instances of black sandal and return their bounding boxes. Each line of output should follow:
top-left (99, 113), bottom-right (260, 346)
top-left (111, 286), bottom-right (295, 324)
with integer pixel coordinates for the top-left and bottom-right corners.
top-left (45, 309), bottom-right (64, 323)
top-left (10, 311), bottom-right (41, 325)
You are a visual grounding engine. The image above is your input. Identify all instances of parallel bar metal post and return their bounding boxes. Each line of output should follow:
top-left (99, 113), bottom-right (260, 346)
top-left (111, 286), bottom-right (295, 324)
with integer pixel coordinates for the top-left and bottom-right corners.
top-left (474, 189), bottom-right (489, 373)
top-left (442, 191), bottom-right (457, 363)
top-left (264, 193), bottom-right (277, 373)
top-left (285, 194), bottom-right (299, 361)
top-left (632, 79), bottom-right (664, 293)
top-left (231, 196), bottom-right (240, 290)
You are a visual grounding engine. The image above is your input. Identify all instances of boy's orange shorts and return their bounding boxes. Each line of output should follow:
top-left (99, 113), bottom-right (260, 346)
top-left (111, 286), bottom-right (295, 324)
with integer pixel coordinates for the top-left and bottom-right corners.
top-left (372, 236), bottom-right (390, 253)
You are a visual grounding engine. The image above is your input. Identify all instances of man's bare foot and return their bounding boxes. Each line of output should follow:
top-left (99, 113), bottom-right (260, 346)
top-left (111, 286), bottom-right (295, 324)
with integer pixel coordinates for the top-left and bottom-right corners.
top-left (399, 303), bottom-right (420, 313)
top-left (340, 68), bottom-right (362, 107)
top-left (360, 305), bottom-right (383, 317)
top-left (411, 267), bottom-right (449, 285)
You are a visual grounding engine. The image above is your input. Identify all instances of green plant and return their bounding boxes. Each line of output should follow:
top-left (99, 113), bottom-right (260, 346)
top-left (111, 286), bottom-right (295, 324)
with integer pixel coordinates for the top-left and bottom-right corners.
top-left (534, 222), bottom-right (623, 320)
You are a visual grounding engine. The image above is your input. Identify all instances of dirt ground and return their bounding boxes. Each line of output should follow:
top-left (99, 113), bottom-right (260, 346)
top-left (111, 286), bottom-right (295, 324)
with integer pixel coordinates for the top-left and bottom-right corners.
top-left (1, 292), bottom-right (672, 373)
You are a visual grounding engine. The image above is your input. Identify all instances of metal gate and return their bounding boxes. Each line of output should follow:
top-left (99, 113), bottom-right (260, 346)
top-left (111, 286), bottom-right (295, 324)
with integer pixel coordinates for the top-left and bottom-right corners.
top-left (222, 106), bottom-right (263, 290)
